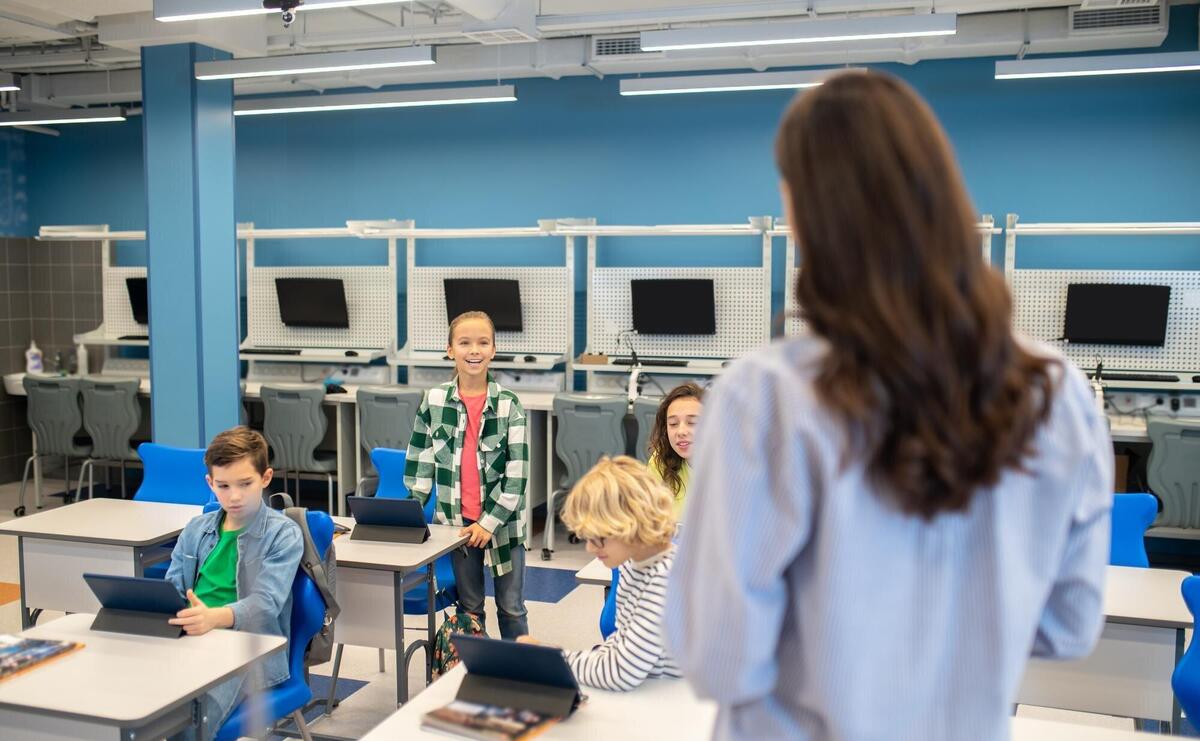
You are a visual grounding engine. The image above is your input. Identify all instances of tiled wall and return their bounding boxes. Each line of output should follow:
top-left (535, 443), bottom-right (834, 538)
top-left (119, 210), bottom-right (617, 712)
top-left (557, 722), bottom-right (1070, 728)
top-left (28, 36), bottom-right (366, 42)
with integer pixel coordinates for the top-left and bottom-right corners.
top-left (0, 239), bottom-right (103, 484)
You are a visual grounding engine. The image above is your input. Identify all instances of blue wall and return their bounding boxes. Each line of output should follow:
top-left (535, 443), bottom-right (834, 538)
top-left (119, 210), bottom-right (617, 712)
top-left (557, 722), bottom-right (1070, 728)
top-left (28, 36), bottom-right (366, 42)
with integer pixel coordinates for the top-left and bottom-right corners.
top-left (24, 6), bottom-right (1200, 304)
top-left (0, 129), bottom-right (29, 236)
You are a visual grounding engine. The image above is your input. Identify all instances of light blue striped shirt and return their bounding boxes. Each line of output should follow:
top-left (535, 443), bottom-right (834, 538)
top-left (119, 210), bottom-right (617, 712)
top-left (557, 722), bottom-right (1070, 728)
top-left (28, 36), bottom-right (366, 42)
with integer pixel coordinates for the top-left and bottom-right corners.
top-left (666, 336), bottom-right (1113, 741)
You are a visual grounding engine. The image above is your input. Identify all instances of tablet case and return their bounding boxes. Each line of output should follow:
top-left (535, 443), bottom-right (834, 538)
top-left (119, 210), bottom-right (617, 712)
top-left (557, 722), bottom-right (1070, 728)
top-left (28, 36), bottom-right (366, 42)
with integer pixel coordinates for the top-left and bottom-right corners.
top-left (83, 573), bottom-right (187, 639)
top-left (347, 496), bottom-right (430, 544)
top-left (450, 634), bottom-right (583, 718)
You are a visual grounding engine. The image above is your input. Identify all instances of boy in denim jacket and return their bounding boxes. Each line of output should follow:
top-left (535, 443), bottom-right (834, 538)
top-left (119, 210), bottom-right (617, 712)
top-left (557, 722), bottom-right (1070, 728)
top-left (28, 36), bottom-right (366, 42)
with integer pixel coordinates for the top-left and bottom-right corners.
top-left (165, 427), bottom-right (303, 739)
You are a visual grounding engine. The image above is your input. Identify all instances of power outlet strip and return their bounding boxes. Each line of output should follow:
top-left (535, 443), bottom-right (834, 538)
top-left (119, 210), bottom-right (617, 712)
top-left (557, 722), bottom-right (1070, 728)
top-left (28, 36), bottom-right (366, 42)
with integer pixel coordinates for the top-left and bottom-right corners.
top-left (1105, 391), bottom-right (1200, 417)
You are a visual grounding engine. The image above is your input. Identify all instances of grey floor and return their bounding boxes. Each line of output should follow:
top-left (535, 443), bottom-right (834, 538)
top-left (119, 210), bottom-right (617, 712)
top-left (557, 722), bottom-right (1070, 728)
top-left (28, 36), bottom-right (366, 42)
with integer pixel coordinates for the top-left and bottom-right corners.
top-left (0, 478), bottom-right (1140, 738)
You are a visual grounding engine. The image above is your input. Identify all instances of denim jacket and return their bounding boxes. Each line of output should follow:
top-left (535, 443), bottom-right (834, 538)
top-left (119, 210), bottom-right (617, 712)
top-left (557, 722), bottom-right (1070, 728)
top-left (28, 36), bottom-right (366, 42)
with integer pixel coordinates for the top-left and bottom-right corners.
top-left (165, 504), bottom-right (303, 688)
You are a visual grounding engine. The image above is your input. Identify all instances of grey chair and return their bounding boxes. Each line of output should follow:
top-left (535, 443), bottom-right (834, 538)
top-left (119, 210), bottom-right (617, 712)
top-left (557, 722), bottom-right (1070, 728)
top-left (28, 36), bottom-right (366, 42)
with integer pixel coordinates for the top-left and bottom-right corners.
top-left (260, 384), bottom-right (338, 515)
top-left (543, 393), bottom-right (627, 561)
top-left (632, 396), bottom-right (661, 464)
top-left (76, 377), bottom-right (143, 501)
top-left (355, 386), bottom-right (423, 496)
top-left (1148, 416), bottom-right (1200, 529)
top-left (15, 376), bottom-right (92, 517)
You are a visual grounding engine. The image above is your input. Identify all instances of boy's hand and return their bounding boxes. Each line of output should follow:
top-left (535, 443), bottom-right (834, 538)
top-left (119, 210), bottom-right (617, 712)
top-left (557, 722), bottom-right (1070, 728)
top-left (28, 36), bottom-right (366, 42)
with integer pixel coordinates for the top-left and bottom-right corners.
top-left (169, 590), bottom-right (234, 636)
top-left (515, 635), bottom-right (541, 645)
top-left (460, 522), bottom-right (493, 548)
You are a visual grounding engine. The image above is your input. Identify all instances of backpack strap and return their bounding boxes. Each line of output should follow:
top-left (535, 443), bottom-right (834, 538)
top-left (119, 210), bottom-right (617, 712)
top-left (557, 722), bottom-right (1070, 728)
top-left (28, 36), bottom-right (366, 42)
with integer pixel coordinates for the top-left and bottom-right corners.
top-left (281, 504), bottom-right (341, 620)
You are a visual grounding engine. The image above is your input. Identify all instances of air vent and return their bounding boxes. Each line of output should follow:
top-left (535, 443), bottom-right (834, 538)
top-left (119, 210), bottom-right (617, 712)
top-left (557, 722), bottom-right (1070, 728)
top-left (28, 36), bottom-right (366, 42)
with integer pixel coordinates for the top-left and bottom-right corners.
top-left (1079, 0), bottom-right (1159, 8)
top-left (1070, 2), bottom-right (1163, 34)
top-left (594, 34), bottom-right (645, 57)
top-left (462, 28), bottom-right (538, 45)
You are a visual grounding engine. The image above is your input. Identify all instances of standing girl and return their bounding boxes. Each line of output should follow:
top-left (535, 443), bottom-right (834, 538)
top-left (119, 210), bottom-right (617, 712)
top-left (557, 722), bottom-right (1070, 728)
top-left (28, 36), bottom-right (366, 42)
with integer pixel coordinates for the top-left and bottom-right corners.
top-left (667, 71), bottom-right (1112, 740)
top-left (405, 311), bottom-right (530, 639)
top-left (646, 382), bottom-right (704, 518)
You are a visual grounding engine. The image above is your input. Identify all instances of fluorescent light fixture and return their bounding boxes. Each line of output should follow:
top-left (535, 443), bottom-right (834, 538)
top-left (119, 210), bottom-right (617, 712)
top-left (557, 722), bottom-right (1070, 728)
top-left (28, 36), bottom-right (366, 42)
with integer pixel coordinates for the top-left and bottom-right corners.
top-left (620, 68), bottom-right (861, 96)
top-left (234, 85), bottom-right (517, 116)
top-left (156, 0), bottom-right (405, 23)
top-left (0, 72), bottom-right (19, 92)
top-left (995, 50), bottom-right (1200, 80)
top-left (641, 12), bottom-right (956, 51)
top-left (196, 47), bottom-right (435, 81)
top-left (0, 107), bottom-right (125, 127)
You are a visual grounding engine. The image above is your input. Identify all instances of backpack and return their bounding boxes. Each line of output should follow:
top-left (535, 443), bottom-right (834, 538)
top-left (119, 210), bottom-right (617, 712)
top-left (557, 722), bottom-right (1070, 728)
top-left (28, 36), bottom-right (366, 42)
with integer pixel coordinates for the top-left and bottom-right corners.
top-left (431, 609), bottom-right (485, 680)
top-left (270, 493), bottom-right (340, 668)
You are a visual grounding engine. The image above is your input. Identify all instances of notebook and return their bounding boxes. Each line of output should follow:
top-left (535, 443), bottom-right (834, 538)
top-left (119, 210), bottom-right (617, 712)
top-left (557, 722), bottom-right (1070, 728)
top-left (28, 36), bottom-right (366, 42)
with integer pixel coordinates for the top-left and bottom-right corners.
top-left (0, 635), bottom-right (83, 681)
top-left (421, 699), bottom-right (558, 741)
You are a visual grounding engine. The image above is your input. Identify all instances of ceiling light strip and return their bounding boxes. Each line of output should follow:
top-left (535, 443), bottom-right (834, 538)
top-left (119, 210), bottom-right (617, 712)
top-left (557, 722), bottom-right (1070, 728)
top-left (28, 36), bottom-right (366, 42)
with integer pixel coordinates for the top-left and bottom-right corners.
top-left (995, 51), bottom-right (1200, 79)
top-left (196, 47), bottom-right (435, 81)
top-left (640, 13), bottom-right (957, 52)
top-left (0, 107), bottom-right (125, 127)
top-left (619, 68), bottom-right (861, 96)
top-left (156, 0), bottom-right (406, 23)
top-left (233, 86), bottom-right (517, 116)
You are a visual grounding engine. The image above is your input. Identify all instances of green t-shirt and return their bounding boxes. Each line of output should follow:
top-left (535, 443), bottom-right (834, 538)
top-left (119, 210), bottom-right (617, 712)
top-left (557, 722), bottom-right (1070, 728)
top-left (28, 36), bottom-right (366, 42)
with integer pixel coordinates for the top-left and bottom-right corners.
top-left (648, 455), bottom-right (691, 518)
top-left (193, 521), bottom-right (243, 608)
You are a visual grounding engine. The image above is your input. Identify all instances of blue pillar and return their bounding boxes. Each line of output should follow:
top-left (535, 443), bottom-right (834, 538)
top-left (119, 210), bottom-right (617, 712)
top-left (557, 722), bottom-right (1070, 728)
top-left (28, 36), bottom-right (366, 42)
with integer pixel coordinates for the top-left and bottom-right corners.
top-left (141, 44), bottom-right (240, 447)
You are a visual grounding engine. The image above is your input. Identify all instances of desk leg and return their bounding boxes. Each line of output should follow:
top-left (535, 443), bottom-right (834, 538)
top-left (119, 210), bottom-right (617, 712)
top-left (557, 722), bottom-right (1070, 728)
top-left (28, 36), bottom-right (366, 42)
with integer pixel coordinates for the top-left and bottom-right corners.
top-left (394, 570), bottom-right (407, 707)
top-left (17, 537), bottom-right (31, 629)
top-left (1175, 628), bottom-right (1185, 735)
top-left (544, 411), bottom-right (554, 547)
top-left (426, 574), bottom-right (436, 684)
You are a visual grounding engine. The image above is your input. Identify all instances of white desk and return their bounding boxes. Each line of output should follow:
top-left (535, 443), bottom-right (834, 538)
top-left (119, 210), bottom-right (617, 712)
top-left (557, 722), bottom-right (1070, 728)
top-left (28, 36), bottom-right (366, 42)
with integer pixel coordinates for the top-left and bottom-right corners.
top-left (0, 498), bottom-right (202, 629)
top-left (1109, 414), bottom-right (1150, 444)
top-left (325, 517), bottom-right (469, 709)
top-left (575, 557), bottom-right (612, 588)
top-left (1012, 717), bottom-right (1156, 740)
top-left (360, 663), bottom-right (717, 740)
top-left (1018, 565), bottom-right (1191, 731)
top-left (0, 613), bottom-right (285, 740)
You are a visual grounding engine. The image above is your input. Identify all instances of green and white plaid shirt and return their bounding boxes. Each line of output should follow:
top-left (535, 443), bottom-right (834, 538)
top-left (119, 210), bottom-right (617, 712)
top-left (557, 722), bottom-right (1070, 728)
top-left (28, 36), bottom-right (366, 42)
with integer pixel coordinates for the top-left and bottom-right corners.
top-left (404, 373), bottom-right (529, 577)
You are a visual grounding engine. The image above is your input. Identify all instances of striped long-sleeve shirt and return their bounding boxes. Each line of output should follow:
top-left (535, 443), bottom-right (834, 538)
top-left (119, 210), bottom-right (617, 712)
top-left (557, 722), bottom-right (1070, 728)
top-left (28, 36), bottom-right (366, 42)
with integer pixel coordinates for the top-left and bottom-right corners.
top-left (667, 335), bottom-right (1113, 741)
top-left (566, 546), bottom-right (682, 691)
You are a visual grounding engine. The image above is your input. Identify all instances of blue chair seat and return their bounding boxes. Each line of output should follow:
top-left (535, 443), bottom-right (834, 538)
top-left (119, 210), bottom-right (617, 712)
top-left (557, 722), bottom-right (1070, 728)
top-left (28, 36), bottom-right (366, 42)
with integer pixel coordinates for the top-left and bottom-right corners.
top-left (403, 558), bottom-right (459, 614)
top-left (600, 567), bottom-right (619, 639)
top-left (1110, 493), bottom-right (1157, 568)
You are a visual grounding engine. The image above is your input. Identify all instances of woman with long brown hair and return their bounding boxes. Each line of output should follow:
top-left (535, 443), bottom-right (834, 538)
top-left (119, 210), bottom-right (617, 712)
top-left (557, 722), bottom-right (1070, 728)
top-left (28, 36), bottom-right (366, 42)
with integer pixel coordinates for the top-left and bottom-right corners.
top-left (646, 382), bottom-right (705, 517)
top-left (666, 71), bottom-right (1112, 740)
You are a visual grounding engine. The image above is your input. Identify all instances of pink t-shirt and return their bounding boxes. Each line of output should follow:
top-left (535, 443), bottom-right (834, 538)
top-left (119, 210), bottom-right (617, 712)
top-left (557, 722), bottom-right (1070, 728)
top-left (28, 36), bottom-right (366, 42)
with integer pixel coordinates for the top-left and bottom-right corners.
top-left (459, 391), bottom-right (487, 522)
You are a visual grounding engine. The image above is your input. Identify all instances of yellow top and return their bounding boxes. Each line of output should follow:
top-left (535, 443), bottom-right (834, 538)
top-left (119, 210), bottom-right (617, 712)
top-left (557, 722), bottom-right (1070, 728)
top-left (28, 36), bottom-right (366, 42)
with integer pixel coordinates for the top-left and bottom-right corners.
top-left (648, 454), bottom-right (690, 519)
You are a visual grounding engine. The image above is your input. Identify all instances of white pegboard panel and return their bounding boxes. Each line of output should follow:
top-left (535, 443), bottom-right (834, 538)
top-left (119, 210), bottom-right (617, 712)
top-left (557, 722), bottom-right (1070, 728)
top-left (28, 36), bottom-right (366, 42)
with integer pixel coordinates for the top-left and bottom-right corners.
top-left (103, 266), bottom-right (148, 338)
top-left (1011, 269), bottom-right (1200, 372)
top-left (589, 268), bottom-right (768, 358)
top-left (409, 267), bottom-right (570, 355)
top-left (247, 267), bottom-right (395, 349)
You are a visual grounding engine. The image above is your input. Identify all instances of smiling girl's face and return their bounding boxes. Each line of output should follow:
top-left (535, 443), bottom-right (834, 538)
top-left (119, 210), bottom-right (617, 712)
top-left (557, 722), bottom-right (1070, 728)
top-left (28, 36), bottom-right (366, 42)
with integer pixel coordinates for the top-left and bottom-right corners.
top-left (448, 317), bottom-right (496, 382)
top-left (665, 396), bottom-right (703, 461)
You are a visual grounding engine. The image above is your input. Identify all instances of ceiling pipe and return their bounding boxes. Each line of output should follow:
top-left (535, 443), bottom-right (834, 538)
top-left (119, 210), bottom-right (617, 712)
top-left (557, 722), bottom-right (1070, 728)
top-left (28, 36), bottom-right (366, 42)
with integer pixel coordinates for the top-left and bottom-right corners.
top-left (448, 0), bottom-right (509, 22)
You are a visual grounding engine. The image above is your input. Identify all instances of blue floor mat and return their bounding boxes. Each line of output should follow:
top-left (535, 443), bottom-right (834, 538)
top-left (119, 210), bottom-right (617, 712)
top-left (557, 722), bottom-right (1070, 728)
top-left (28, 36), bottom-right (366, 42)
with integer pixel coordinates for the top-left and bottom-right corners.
top-left (483, 565), bottom-right (579, 604)
top-left (266, 674), bottom-right (368, 740)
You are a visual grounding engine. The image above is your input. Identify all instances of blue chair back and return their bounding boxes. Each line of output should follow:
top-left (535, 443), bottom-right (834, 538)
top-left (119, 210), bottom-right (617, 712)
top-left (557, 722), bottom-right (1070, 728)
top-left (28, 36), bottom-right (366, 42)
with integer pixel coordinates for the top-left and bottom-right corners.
top-left (1172, 576), bottom-right (1200, 722)
top-left (600, 568), bottom-right (619, 639)
top-left (371, 447), bottom-right (437, 522)
top-left (135, 443), bottom-right (214, 505)
top-left (1110, 493), bottom-right (1157, 568)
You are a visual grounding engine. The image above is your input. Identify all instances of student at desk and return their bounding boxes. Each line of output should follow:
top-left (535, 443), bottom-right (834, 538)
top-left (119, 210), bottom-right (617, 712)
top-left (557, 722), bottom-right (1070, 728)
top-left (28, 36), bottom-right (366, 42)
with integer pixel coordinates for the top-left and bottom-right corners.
top-left (647, 382), bottom-right (704, 519)
top-left (164, 427), bottom-right (303, 741)
top-left (520, 457), bottom-right (680, 691)
top-left (667, 71), bottom-right (1113, 740)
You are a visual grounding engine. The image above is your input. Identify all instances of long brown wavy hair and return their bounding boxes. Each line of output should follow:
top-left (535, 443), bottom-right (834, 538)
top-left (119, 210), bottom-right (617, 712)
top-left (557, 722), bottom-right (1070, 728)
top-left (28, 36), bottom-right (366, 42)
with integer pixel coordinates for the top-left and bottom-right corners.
top-left (775, 71), bottom-right (1057, 519)
top-left (647, 382), bottom-right (705, 497)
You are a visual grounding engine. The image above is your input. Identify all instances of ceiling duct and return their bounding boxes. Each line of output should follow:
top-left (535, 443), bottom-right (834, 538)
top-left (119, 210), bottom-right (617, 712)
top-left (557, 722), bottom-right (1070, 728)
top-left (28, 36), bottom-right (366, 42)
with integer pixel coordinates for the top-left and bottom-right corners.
top-left (1070, 0), bottom-right (1165, 35)
top-left (591, 34), bottom-right (660, 61)
top-left (460, 0), bottom-right (539, 45)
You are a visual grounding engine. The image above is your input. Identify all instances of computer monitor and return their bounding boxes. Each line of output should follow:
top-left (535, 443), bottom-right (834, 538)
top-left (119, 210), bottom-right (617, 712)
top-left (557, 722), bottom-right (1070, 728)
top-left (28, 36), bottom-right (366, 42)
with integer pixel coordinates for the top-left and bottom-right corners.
top-left (630, 279), bottom-right (717, 335)
top-left (125, 277), bottom-right (148, 326)
top-left (275, 277), bottom-right (350, 329)
top-left (443, 279), bottom-right (523, 333)
top-left (1063, 283), bottom-right (1171, 346)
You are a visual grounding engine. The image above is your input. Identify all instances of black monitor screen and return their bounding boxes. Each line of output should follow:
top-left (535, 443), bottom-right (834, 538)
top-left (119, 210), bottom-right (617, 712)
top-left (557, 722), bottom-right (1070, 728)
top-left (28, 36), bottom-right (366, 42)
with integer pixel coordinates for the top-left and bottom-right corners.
top-left (631, 279), bottom-right (716, 335)
top-left (126, 277), bottom-right (148, 326)
top-left (275, 278), bottom-right (350, 329)
top-left (1063, 283), bottom-right (1171, 346)
top-left (443, 279), bottom-right (523, 332)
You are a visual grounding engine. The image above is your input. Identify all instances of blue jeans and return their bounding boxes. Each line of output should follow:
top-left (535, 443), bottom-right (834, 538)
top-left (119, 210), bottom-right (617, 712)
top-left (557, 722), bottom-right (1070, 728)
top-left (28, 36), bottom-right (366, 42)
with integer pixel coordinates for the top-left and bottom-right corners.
top-left (453, 520), bottom-right (528, 639)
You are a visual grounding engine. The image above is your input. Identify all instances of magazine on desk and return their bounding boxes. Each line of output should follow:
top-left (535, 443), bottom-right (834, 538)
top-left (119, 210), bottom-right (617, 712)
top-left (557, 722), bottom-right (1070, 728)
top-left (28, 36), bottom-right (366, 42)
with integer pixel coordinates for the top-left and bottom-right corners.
top-left (421, 700), bottom-right (560, 741)
top-left (0, 635), bottom-right (83, 681)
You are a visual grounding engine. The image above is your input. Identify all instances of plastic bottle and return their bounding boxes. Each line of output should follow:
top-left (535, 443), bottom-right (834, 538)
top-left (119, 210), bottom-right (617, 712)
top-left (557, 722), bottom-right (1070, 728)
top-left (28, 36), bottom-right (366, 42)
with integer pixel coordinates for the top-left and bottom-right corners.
top-left (24, 341), bottom-right (43, 374)
top-left (76, 342), bottom-right (89, 377)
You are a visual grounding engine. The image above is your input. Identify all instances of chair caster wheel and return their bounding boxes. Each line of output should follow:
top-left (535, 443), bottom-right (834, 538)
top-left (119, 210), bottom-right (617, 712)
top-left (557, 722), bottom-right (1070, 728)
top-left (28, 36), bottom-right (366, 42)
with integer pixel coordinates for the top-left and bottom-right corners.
top-left (13, 506), bottom-right (24, 517)
top-left (568, 534), bottom-right (580, 545)
top-left (541, 548), bottom-right (552, 561)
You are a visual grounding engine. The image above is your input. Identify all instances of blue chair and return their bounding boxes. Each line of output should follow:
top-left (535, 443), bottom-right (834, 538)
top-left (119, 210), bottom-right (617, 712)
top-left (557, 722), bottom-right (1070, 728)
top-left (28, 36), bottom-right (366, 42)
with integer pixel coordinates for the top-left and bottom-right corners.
top-left (215, 509), bottom-right (334, 741)
top-left (1172, 576), bottom-right (1200, 725)
top-left (136, 443), bottom-right (217, 579)
top-left (1110, 493), bottom-right (1158, 568)
top-left (600, 568), bottom-right (619, 639)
